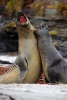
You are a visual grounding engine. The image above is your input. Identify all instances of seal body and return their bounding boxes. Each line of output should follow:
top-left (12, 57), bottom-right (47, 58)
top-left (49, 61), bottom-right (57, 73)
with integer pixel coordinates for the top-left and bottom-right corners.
top-left (34, 22), bottom-right (67, 84)
top-left (15, 12), bottom-right (41, 83)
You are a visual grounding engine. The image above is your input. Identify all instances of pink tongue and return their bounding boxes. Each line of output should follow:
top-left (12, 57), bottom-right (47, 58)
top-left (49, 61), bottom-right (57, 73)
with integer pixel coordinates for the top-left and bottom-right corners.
top-left (19, 16), bottom-right (27, 23)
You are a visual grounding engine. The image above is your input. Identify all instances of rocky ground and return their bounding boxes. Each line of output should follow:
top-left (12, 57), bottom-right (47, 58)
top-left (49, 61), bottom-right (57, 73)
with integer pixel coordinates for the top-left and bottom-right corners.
top-left (0, 84), bottom-right (67, 100)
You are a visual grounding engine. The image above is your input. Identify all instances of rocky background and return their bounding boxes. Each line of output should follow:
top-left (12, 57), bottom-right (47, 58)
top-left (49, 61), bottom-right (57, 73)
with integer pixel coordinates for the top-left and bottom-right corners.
top-left (0, 0), bottom-right (67, 58)
top-left (0, 0), bottom-right (67, 84)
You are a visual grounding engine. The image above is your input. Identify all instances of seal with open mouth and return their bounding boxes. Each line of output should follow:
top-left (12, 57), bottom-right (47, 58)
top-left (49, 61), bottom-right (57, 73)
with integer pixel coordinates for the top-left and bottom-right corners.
top-left (34, 22), bottom-right (67, 84)
top-left (15, 11), bottom-right (41, 83)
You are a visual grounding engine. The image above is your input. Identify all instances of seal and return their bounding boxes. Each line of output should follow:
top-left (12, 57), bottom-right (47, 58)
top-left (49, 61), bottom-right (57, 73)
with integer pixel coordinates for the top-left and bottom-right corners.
top-left (0, 57), bottom-right (28, 84)
top-left (34, 22), bottom-right (67, 84)
top-left (15, 11), bottom-right (41, 83)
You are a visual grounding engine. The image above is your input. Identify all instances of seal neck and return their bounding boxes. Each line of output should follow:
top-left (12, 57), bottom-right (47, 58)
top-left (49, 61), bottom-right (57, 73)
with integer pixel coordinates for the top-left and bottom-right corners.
top-left (39, 37), bottom-right (62, 68)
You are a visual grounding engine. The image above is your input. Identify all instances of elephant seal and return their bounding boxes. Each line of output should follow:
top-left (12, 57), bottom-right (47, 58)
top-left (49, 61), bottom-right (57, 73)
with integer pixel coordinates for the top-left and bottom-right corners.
top-left (15, 11), bottom-right (41, 83)
top-left (0, 57), bottom-right (27, 84)
top-left (34, 22), bottom-right (67, 84)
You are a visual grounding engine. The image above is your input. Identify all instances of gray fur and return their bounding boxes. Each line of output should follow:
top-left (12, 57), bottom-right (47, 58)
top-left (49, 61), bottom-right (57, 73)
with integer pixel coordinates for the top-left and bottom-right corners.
top-left (34, 22), bottom-right (67, 83)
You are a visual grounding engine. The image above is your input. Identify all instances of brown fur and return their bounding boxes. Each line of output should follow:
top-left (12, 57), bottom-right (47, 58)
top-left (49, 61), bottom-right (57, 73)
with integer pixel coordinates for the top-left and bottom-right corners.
top-left (15, 13), bottom-right (42, 83)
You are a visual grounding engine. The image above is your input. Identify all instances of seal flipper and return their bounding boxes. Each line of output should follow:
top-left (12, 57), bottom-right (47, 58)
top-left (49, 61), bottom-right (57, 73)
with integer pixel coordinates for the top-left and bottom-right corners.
top-left (15, 57), bottom-right (28, 83)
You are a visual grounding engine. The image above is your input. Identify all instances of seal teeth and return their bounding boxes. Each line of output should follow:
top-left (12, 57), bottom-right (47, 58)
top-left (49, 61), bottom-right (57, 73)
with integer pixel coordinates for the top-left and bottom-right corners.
top-left (0, 64), bottom-right (20, 83)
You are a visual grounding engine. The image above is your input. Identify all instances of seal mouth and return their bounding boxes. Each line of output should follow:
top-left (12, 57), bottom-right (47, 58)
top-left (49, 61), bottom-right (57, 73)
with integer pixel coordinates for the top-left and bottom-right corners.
top-left (17, 11), bottom-right (28, 26)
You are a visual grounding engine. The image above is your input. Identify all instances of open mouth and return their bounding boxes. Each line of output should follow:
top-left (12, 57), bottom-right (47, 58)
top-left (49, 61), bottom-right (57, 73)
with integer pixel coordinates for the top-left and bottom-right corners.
top-left (17, 12), bottom-right (28, 25)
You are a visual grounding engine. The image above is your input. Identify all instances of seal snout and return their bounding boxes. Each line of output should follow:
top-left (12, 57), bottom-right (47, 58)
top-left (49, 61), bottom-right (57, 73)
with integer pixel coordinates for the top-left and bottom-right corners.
top-left (40, 22), bottom-right (49, 31)
top-left (18, 11), bottom-right (25, 17)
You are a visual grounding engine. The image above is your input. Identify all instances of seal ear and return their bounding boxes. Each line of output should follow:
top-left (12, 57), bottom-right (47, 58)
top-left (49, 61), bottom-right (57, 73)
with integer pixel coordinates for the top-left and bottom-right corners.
top-left (34, 29), bottom-right (40, 38)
